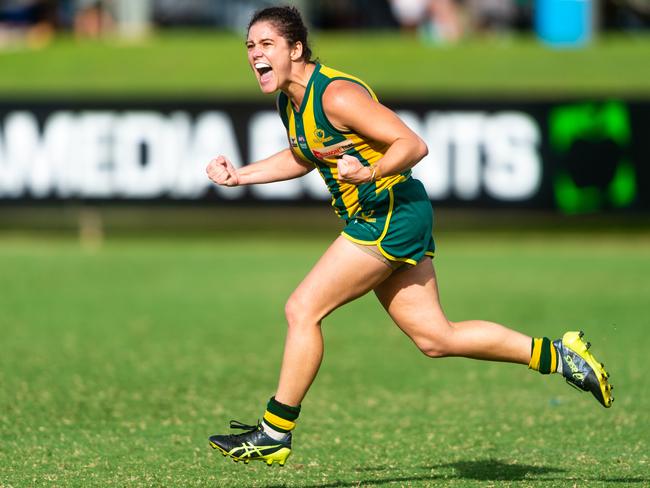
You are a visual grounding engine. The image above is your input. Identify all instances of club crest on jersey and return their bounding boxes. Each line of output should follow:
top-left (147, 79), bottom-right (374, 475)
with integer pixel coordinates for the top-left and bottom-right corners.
top-left (313, 128), bottom-right (334, 144)
top-left (312, 140), bottom-right (355, 160)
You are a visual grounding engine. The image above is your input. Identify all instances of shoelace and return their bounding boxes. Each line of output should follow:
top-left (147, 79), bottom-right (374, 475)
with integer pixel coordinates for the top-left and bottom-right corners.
top-left (229, 420), bottom-right (260, 434)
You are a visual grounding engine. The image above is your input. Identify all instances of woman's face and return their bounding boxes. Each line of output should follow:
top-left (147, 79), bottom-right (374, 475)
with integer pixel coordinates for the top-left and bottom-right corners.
top-left (246, 21), bottom-right (296, 94)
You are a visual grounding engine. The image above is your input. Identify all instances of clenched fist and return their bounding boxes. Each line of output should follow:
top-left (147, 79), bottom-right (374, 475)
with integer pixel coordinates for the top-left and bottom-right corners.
top-left (337, 154), bottom-right (373, 185)
top-left (206, 156), bottom-right (240, 187)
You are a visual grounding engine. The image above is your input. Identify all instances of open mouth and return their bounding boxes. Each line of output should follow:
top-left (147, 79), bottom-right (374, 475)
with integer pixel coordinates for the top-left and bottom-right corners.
top-left (254, 62), bottom-right (273, 83)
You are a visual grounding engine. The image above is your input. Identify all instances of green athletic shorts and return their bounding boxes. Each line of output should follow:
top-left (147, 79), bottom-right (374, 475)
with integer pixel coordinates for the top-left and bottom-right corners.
top-left (341, 178), bottom-right (435, 266)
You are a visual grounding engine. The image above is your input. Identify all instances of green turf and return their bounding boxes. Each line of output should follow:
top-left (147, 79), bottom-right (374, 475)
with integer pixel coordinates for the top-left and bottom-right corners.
top-left (0, 32), bottom-right (648, 98)
top-left (0, 230), bottom-right (648, 487)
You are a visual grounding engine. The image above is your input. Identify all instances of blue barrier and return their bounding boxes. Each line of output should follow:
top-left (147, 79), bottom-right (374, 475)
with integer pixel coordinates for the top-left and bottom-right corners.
top-left (535, 0), bottom-right (593, 47)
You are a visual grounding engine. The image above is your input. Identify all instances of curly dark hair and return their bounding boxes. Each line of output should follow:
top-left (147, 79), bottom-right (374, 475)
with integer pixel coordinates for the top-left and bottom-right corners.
top-left (247, 6), bottom-right (314, 62)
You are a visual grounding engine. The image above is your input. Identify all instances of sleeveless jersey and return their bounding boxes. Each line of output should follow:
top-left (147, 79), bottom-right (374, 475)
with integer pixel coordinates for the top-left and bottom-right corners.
top-left (277, 63), bottom-right (411, 221)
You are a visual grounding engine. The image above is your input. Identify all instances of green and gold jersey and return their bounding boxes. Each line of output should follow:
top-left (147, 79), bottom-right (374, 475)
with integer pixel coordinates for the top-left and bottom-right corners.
top-left (277, 63), bottom-right (411, 221)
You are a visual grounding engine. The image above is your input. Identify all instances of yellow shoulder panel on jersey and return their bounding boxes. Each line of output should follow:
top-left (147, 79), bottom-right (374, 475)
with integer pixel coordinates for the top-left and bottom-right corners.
top-left (318, 65), bottom-right (378, 101)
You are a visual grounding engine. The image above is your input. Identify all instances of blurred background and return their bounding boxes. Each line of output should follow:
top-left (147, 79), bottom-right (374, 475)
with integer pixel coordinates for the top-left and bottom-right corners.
top-left (0, 0), bottom-right (648, 42)
top-left (0, 0), bottom-right (649, 237)
top-left (1, 3), bottom-right (649, 485)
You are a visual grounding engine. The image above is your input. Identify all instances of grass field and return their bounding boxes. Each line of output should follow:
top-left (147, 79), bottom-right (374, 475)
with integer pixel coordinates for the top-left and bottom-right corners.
top-left (0, 228), bottom-right (648, 487)
top-left (0, 32), bottom-right (649, 98)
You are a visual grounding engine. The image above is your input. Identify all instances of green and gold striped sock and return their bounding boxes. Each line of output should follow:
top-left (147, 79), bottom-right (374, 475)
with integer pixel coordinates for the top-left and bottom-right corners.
top-left (528, 337), bottom-right (558, 374)
top-left (262, 396), bottom-right (301, 440)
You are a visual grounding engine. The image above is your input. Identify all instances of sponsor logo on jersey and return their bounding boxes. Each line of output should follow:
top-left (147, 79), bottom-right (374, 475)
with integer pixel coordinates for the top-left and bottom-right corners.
top-left (313, 128), bottom-right (334, 144)
top-left (312, 140), bottom-right (355, 160)
top-left (290, 136), bottom-right (298, 148)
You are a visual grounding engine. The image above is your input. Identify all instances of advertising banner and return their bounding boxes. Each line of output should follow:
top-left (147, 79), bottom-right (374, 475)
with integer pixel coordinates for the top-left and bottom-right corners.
top-left (1, 99), bottom-right (648, 213)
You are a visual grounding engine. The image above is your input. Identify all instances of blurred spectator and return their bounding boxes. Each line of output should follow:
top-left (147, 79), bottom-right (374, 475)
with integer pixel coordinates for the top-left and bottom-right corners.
top-left (73, 0), bottom-right (114, 39)
top-left (389, 0), bottom-right (430, 32)
top-left (0, 0), bottom-right (56, 48)
top-left (389, 0), bottom-right (463, 43)
top-left (73, 0), bottom-right (154, 40)
top-left (425, 0), bottom-right (463, 42)
top-left (113, 0), bottom-right (152, 38)
top-left (152, 0), bottom-right (292, 32)
top-left (1, 0), bottom-right (644, 50)
top-left (465, 0), bottom-right (517, 35)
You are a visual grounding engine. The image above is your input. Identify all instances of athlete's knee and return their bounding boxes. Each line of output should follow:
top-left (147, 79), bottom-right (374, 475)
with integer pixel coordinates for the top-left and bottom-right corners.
top-left (411, 325), bottom-right (455, 358)
top-left (284, 294), bottom-right (304, 327)
top-left (284, 292), bottom-right (321, 329)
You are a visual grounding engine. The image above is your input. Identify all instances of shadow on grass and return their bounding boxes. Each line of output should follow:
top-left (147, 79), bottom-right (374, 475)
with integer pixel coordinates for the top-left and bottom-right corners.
top-left (434, 459), bottom-right (648, 484)
top-left (265, 459), bottom-right (649, 487)
top-left (435, 459), bottom-right (562, 481)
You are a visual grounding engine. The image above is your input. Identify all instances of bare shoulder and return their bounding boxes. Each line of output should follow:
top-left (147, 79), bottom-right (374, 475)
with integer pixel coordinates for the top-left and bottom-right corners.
top-left (322, 79), bottom-right (372, 108)
top-left (322, 79), bottom-right (374, 131)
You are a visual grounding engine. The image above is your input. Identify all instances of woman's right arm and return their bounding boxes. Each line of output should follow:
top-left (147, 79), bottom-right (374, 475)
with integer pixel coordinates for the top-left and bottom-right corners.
top-left (206, 148), bottom-right (313, 187)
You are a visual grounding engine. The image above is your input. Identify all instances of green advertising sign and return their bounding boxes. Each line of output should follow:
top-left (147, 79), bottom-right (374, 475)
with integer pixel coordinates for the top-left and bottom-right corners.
top-left (550, 101), bottom-right (636, 214)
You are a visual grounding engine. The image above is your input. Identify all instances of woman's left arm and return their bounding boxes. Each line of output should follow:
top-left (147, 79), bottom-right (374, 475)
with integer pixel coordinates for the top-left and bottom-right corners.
top-left (322, 80), bottom-right (428, 185)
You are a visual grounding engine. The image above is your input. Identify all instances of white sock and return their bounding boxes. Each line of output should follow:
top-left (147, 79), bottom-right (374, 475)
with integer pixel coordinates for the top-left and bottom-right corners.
top-left (262, 420), bottom-right (290, 441)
